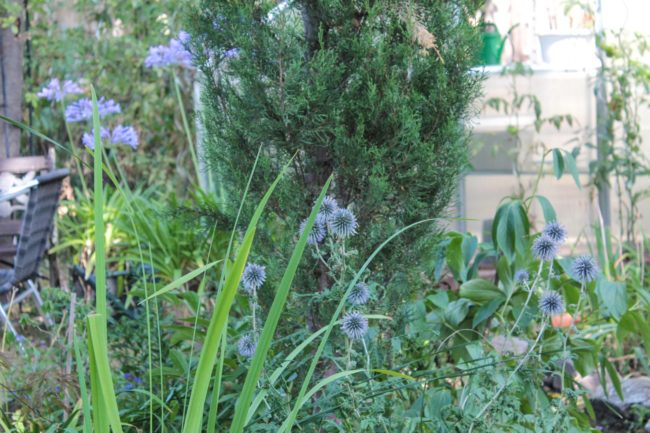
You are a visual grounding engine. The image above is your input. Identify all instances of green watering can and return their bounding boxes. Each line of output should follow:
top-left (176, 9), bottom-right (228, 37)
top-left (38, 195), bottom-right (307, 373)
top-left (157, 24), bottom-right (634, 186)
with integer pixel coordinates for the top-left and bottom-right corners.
top-left (479, 23), bottom-right (519, 65)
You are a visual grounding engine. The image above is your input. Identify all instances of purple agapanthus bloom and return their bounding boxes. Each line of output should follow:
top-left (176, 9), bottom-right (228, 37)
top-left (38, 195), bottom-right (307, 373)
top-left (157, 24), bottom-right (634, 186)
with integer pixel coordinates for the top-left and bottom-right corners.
top-left (144, 32), bottom-right (193, 68)
top-left (111, 125), bottom-right (139, 149)
top-left (65, 97), bottom-right (121, 122)
top-left (82, 127), bottom-right (110, 150)
top-left (37, 78), bottom-right (83, 102)
top-left (82, 125), bottom-right (137, 150)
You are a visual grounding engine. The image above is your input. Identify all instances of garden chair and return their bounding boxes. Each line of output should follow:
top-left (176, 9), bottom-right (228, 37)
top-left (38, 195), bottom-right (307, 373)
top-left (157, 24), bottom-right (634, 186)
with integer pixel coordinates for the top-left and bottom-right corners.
top-left (0, 168), bottom-right (68, 337)
top-left (0, 154), bottom-right (55, 260)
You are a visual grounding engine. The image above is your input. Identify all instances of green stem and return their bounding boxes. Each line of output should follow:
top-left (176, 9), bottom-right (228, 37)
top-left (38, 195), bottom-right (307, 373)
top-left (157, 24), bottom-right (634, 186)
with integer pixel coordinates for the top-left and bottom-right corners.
top-left (469, 321), bottom-right (548, 432)
top-left (60, 99), bottom-right (89, 197)
top-left (172, 70), bottom-right (200, 184)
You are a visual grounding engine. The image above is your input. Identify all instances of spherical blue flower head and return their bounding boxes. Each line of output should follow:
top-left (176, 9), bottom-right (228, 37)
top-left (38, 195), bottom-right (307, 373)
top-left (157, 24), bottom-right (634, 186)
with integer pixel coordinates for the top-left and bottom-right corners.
top-left (329, 208), bottom-right (358, 238)
top-left (571, 255), bottom-right (599, 284)
top-left (319, 196), bottom-right (338, 219)
top-left (532, 235), bottom-right (559, 261)
top-left (542, 221), bottom-right (567, 244)
top-left (348, 282), bottom-right (370, 305)
top-left (241, 263), bottom-right (266, 293)
top-left (514, 269), bottom-right (530, 284)
top-left (539, 291), bottom-right (564, 316)
top-left (341, 311), bottom-right (368, 339)
top-left (299, 214), bottom-right (327, 245)
top-left (237, 334), bottom-right (257, 358)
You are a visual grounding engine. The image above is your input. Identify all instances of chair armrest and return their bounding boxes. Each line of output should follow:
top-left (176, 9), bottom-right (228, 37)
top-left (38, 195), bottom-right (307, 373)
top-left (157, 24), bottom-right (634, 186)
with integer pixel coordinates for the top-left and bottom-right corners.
top-left (0, 180), bottom-right (37, 203)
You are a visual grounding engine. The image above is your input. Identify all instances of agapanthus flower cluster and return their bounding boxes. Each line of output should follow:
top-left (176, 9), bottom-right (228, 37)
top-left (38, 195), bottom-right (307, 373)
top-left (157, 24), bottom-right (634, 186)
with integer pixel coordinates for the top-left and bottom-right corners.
top-left (571, 255), bottom-right (599, 284)
top-left (82, 125), bottom-right (138, 150)
top-left (65, 97), bottom-right (121, 122)
top-left (341, 311), bottom-right (368, 340)
top-left (145, 31), bottom-right (193, 69)
top-left (37, 78), bottom-right (83, 102)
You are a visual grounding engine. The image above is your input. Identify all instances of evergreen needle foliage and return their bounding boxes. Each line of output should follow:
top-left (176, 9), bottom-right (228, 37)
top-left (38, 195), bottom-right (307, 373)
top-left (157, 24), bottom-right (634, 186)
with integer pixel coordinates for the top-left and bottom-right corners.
top-left (188, 0), bottom-right (482, 286)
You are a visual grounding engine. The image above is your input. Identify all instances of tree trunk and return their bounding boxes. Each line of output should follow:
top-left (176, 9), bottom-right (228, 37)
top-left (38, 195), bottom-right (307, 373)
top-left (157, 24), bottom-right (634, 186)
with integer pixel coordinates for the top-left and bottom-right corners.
top-left (0, 1), bottom-right (25, 159)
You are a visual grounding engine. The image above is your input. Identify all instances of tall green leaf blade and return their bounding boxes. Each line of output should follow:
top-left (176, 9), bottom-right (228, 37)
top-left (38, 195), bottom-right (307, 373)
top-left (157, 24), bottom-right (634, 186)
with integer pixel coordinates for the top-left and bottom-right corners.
top-left (88, 315), bottom-right (123, 433)
top-left (229, 176), bottom-right (332, 433)
top-left (141, 260), bottom-right (222, 302)
top-left (91, 87), bottom-right (107, 319)
top-left (181, 164), bottom-right (288, 433)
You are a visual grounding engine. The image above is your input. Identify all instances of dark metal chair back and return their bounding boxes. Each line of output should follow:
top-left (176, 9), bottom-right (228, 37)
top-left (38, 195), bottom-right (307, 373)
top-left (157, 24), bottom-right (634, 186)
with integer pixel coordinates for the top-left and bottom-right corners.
top-left (13, 169), bottom-right (68, 283)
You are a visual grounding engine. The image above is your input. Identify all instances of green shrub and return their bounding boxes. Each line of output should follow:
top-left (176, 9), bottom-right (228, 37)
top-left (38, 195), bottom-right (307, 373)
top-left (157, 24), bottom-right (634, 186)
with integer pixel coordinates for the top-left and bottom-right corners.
top-left (188, 0), bottom-right (483, 296)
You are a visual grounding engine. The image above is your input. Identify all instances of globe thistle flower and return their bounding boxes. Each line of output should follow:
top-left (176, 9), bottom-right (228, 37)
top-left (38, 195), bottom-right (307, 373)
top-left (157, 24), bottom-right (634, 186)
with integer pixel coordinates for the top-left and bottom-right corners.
top-left (539, 291), bottom-right (564, 316)
top-left (37, 78), bottom-right (83, 102)
top-left (237, 334), bottom-right (257, 358)
top-left (341, 311), bottom-right (368, 339)
top-left (82, 127), bottom-right (110, 150)
top-left (514, 269), bottom-right (529, 284)
top-left (329, 208), bottom-right (358, 238)
top-left (111, 125), bottom-right (139, 149)
top-left (299, 214), bottom-right (327, 245)
top-left (542, 222), bottom-right (567, 244)
top-left (348, 282), bottom-right (370, 305)
top-left (532, 235), bottom-right (559, 261)
top-left (571, 255), bottom-right (599, 284)
top-left (65, 97), bottom-right (121, 122)
top-left (241, 263), bottom-right (266, 293)
top-left (319, 196), bottom-right (338, 219)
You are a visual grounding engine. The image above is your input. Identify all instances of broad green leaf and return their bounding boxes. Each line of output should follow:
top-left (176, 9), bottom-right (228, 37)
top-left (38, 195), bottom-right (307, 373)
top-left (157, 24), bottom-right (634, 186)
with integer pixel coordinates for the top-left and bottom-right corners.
top-left (444, 299), bottom-right (472, 326)
top-left (445, 235), bottom-right (464, 281)
top-left (552, 148), bottom-right (564, 179)
top-left (595, 278), bottom-right (627, 320)
top-left (563, 151), bottom-right (582, 189)
top-left (460, 279), bottom-right (504, 304)
top-left (534, 195), bottom-right (557, 223)
top-left (472, 298), bottom-right (503, 328)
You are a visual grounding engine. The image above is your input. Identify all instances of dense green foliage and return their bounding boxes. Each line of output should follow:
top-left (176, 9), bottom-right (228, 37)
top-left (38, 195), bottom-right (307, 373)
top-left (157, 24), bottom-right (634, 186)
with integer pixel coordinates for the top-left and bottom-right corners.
top-left (189, 0), bottom-right (482, 282)
top-left (26, 0), bottom-right (193, 188)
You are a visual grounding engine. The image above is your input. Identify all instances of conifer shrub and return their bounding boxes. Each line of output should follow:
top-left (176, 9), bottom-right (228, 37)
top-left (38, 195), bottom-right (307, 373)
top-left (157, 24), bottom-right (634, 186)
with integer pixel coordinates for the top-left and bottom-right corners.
top-left (188, 0), bottom-right (482, 304)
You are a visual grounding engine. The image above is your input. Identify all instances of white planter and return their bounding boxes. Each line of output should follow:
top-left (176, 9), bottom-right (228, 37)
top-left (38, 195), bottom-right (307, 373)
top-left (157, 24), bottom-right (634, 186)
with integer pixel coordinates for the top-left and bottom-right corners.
top-left (538, 31), bottom-right (600, 68)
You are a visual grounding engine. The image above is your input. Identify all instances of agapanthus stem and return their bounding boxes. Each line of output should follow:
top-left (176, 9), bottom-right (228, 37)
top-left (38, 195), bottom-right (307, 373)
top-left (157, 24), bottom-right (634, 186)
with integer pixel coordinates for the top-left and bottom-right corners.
top-left (60, 99), bottom-right (89, 197)
top-left (172, 70), bottom-right (201, 185)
